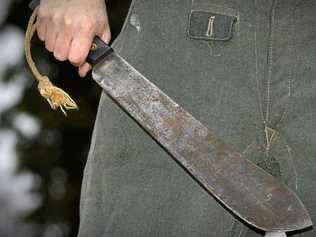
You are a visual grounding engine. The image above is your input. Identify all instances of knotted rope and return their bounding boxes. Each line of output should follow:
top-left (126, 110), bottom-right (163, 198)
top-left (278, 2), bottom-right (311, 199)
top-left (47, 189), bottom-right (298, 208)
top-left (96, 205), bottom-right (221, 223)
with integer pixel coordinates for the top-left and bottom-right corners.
top-left (24, 6), bottom-right (78, 116)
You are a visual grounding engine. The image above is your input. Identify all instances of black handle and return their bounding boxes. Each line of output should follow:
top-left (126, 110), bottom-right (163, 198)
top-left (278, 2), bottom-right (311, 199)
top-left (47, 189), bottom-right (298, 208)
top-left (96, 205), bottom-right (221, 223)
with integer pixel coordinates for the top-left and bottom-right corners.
top-left (29, 0), bottom-right (113, 67)
top-left (86, 36), bottom-right (113, 66)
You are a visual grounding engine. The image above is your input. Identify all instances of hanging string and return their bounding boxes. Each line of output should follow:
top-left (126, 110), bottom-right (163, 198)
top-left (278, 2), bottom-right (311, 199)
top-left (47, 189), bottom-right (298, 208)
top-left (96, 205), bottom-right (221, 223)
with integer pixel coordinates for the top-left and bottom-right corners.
top-left (25, 6), bottom-right (78, 116)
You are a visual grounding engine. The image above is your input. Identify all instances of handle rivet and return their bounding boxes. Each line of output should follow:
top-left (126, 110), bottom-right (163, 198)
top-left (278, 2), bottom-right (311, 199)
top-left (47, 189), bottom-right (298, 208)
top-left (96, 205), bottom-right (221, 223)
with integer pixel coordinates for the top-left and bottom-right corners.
top-left (91, 43), bottom-right (98, 51)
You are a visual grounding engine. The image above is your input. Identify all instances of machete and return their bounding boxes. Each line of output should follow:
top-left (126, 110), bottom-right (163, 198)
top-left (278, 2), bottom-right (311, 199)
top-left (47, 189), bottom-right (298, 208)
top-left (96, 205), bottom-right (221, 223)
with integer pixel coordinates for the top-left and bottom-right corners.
top-left (88, 37), bottom-right (312, 237)
top-left (28, 1), bottom-right (312, 236)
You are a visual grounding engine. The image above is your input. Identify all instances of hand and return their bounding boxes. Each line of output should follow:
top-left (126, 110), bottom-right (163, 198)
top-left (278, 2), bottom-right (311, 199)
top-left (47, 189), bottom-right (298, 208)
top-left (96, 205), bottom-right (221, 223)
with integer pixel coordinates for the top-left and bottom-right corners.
top-left (36, 0), bottom-right (111, 77)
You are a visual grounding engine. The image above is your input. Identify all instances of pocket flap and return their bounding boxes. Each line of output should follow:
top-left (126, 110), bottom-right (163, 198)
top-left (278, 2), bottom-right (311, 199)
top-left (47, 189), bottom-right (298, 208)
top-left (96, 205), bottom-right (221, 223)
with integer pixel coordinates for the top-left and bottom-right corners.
top-left (188, 10), bottom-right (237, 41)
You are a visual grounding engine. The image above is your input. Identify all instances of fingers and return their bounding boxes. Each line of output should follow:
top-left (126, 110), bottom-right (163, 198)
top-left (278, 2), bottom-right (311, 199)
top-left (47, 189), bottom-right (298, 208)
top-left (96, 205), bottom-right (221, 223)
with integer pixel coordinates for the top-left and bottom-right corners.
top-left (45, 13), bottom-right (63, 52)
top-left (68, 31), bottom-right (94, 67)
top-left (54, 32), bottom-right (72, 61)
top-left (45, 25), bottom-right (59, 52)
top-left (36, 15), bottom-right (47, 41)
top-left (37, 10), bottom-right (62, 53)
top-left (78, 63), bottom-right (91, 78)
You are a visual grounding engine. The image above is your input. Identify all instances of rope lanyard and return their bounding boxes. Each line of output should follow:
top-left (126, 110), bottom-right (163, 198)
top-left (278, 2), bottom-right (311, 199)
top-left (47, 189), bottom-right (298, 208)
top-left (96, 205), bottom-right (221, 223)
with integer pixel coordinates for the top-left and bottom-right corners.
top-left (24, 7), bottom-right (78, 116)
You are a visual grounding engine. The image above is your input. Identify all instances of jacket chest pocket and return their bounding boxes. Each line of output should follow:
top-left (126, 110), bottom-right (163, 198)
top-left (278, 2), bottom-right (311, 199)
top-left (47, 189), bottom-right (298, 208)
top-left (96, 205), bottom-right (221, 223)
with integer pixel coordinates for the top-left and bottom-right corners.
top-left (187, 1), bottom-right (238, 42)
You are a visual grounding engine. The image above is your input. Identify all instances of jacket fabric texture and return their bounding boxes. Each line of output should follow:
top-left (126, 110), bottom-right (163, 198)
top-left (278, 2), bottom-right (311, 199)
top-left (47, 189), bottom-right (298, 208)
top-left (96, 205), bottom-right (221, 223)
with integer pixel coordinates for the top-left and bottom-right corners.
top-left (78, 0), bottom-right (316, 236)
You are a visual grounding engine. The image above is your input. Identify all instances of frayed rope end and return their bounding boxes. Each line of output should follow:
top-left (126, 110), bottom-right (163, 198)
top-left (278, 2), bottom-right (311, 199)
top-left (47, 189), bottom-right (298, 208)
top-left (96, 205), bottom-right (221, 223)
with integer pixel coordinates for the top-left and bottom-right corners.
top-left (38, 76), bottom-right (79, 116)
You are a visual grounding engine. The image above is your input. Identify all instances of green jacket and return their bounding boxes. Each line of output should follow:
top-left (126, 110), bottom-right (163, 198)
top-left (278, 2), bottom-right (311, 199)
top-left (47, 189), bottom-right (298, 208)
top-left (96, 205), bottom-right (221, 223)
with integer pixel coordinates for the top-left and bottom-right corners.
top-left (79, 0), bottom-right (316, 236)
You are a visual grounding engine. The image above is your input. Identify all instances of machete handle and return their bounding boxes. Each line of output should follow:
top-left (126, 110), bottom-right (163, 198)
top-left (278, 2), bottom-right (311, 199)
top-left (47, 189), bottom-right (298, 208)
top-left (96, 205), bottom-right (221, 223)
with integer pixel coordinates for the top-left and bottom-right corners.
top-left (86, 36), bottom-right (113, 67)
top-left (28, 0), bottom-right (114, 67)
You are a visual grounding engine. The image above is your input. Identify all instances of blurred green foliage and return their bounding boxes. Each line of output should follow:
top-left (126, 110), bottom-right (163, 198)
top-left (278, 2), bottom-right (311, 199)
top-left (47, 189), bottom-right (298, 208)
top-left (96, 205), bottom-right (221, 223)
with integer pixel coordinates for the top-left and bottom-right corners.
top-left (3, 0), bottom-right (131, 236)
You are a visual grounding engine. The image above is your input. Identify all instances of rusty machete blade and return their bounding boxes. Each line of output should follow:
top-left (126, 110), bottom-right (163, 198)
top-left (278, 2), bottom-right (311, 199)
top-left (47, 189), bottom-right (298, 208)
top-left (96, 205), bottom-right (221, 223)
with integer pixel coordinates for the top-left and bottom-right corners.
top-left (92, 53), bottom-right (312, 232)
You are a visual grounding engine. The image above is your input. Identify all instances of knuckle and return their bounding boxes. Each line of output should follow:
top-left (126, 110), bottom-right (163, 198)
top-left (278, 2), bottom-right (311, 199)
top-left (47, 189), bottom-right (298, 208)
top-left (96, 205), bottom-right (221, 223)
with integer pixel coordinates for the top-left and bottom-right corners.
top-left (63, 16), bottom-right (73, 28)
top-left (80, 18), bottom-right (96, 33)
top-left (51, 13), bottom-right (62, 24)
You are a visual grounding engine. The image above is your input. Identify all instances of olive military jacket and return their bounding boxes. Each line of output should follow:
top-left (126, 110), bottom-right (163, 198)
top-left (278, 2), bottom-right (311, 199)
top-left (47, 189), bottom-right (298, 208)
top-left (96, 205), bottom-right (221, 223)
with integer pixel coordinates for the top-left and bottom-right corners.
top-left (79, 0), bottom-right (316, 236)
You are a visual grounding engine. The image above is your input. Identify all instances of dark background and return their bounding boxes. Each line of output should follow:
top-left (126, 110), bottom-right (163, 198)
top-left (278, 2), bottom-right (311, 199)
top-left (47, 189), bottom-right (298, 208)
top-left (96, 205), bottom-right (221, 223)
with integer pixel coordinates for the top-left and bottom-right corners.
top-left (0, 0), bottom-right (131, 236)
